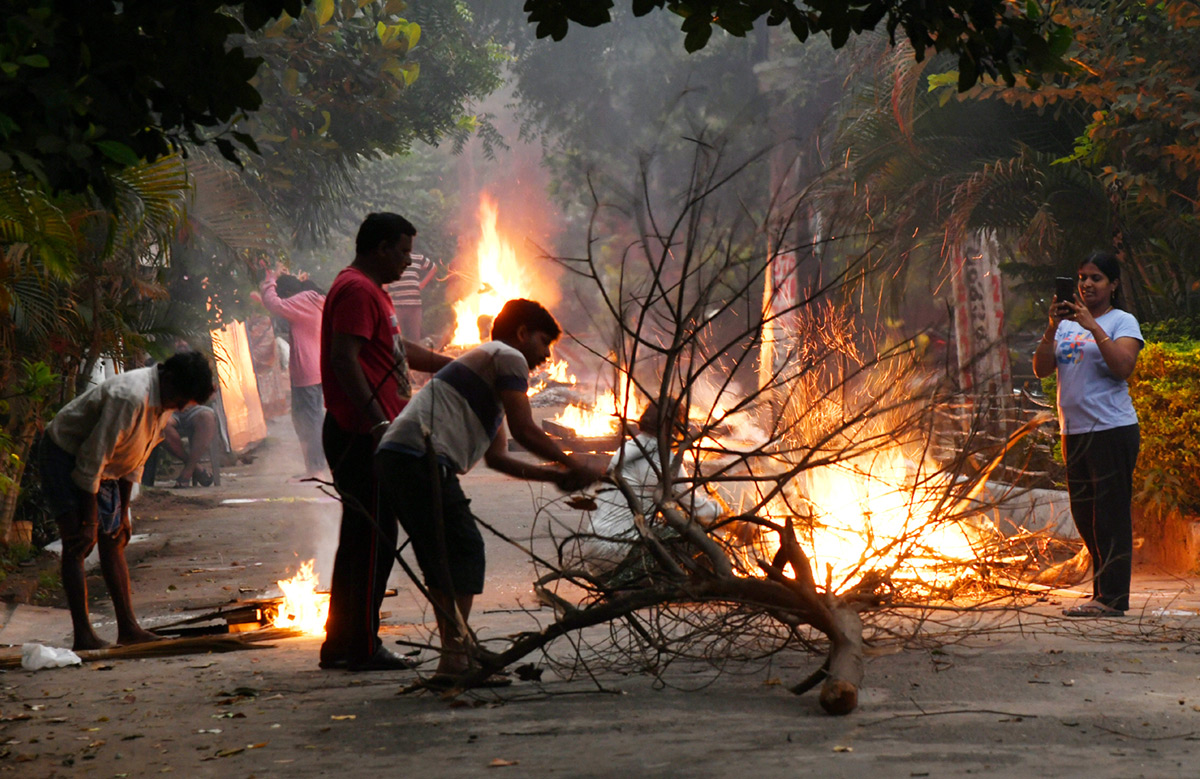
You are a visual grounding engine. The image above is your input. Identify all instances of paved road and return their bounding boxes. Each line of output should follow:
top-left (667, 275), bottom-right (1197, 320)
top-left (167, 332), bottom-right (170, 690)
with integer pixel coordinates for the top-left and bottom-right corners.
top-left (3, 417), bottom-right (1200, 778)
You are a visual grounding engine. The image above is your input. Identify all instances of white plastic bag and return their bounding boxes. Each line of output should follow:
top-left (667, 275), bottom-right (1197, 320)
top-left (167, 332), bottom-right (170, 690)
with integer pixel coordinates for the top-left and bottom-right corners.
top-left (21, 643), bottom-right (82, 670)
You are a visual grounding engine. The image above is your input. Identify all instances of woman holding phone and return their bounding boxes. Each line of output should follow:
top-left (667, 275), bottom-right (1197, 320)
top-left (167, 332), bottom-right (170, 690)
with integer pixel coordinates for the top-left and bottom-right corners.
top-left (1033, 251), bottom-right (1144, 617)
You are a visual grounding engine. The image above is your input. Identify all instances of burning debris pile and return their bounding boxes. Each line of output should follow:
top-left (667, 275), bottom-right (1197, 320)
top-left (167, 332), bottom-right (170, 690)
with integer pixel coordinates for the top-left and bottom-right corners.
top-left (268, 560), bottom-right (330, 634)
top-left (419, 153), bottom-right (1066, 714)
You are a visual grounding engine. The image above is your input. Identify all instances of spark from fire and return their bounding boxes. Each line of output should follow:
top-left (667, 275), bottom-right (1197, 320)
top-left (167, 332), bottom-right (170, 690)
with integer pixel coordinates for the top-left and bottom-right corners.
top-left (270, 560), bottom-right (330, 635)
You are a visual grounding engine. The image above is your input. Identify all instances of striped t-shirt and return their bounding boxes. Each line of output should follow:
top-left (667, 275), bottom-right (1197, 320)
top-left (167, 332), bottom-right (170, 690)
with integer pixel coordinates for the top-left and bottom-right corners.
top-left (385, 255), bottom-right (435, 308)
top-left (379, 340), bottom-right (529, 473)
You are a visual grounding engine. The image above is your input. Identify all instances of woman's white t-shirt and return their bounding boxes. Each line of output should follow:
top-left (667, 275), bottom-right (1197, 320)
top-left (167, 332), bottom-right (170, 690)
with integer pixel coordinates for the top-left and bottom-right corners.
top-left (1053, 308), bottom-right (1143, 434)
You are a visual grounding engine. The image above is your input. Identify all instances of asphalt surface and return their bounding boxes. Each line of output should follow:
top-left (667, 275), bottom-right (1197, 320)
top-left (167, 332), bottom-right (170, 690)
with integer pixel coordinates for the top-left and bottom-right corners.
top-left (3, 417), bottom-right (1200, 778)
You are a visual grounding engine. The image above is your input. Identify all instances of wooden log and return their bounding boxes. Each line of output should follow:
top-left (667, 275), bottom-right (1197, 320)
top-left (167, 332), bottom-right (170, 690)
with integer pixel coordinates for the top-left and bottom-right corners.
top-left (541, 419), bottom-right (577, 439)
top-left (0, 632), bottom-right (291, 669)
top-left (818, 600), bottom-right (864, 716)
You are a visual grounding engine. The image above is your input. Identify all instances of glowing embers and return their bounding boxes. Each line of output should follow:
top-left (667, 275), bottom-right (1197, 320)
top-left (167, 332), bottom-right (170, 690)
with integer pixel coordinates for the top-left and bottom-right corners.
top-left (757, 447), bottom-right (985, 594)
top-left (269, 560), bottom-right (329, 635)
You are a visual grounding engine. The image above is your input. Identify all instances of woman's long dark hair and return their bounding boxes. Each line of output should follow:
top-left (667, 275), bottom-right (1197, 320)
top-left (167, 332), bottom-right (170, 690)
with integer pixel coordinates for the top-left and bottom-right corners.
top-left (1080, 250), bottom-right (1124, 310)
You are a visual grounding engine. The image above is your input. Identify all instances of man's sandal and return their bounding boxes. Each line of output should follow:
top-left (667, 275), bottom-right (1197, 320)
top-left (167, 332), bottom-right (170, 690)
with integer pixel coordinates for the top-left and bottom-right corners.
top-left (1062, 601), bottom-right (1125, 617)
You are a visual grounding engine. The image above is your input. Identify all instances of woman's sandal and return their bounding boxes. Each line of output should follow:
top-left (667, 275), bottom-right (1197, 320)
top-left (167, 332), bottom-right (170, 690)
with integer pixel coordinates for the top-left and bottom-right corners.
top-left (1062, 601), bottom-right (1125, 617)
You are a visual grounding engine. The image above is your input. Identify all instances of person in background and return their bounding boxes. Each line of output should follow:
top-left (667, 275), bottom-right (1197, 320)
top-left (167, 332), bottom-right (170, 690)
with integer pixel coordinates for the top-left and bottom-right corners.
top-left (385, 252), bottom-right (436, 341)
top-left (319, 212), bottom-right (453, 672)
top-left (1033, 251), bottom-right (1143, 617)
top-left (376, 298), bottom-right (604, 683)
top-left (161, 403), bottom-right (218, 487)
top-left (257, 267), bottom-right (328, 479)
top-left (40, 352), bottom-right (215, 649)
top-left (579, 399), bottom-right (724, 575)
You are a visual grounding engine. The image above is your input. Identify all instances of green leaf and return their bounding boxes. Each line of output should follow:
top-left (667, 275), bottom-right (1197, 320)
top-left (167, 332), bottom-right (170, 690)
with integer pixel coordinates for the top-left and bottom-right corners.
top-left (94, 140), bottom-right (140, 166)
top-left (0, 111), bottom-right (17, 139)
top-left (315, 0), bottom-right (335, 26)
top-left (926, 71), bottom-right (959, 92)
top-left (16, 54), bottom-right (49, 68)
top-left (1048, 25), bottom-right (1073, 57)
top-left (402, 21), bottom-right (420, 48)
top-left (683, 23), bottom-right (711, 52)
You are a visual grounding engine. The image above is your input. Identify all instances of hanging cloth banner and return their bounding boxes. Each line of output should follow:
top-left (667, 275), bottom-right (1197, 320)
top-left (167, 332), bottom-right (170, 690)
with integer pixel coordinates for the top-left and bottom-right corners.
top-left (950, 232), bottom-right (1011, 395)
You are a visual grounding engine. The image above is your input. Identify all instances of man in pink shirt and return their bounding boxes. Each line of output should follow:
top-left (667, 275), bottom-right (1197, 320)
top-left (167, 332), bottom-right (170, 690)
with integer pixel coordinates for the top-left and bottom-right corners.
top-left (258, 270), bottom-right (327, 478)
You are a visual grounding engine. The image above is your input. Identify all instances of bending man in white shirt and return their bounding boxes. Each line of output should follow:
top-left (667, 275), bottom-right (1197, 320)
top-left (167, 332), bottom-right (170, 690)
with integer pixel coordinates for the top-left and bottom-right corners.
top-left (40, 352), bottom-right (215, 649)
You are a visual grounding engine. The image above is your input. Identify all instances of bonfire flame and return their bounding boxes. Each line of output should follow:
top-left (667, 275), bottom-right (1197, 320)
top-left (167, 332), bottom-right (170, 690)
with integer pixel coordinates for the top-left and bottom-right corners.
top-left (270, 560), bottom-right (330, 635)
top-left (528, 359), bottom-right (577, 397)
top-left (451, 197), bottom-right (537, 347)
top-left (550, 389), bottom-right (647, 438)
top-left (759, 446), bottom-right (984, 593)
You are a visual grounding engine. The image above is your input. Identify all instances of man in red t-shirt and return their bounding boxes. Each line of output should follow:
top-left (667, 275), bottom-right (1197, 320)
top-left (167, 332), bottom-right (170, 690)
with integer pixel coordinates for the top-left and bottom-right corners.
top-left (319, 212), bottom-right (451, 672)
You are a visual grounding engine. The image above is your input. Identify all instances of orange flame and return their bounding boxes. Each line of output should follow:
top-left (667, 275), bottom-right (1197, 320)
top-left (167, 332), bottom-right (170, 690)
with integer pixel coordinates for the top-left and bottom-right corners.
top-left (528, 359), bottom-right (577, 397)
top-left (545, 359), bottom-right (576, 384)
top-left (759, 447), bottom-right (982, 592)
top-left (270, 560), bottom-right (330, 635)
top-left (550, 389), bottom-right (647, 438)
top-left (450, 197), bottom-right (544, 347)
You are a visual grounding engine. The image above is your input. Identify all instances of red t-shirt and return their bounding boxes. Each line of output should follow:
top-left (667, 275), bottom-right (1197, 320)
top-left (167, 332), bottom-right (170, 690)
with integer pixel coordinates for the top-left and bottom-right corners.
top-left (320, 266), bottom-right (412, 432)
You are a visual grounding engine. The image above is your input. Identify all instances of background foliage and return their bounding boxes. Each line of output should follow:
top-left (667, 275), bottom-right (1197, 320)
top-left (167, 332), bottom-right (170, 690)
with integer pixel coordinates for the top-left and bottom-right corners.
top-left (0, 0), bottom-right (301, 199)
top-left (1130, 341), bottom-right (1200, 518)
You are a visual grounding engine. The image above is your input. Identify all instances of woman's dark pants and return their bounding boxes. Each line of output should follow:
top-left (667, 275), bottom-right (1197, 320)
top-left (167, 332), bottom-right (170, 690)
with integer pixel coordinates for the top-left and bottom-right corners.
top-left (1063, 424), bottom-right (1140, 611)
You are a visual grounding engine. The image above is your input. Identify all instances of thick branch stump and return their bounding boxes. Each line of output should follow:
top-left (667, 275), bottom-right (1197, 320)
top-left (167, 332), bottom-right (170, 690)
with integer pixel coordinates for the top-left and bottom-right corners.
top-left (818, 600), bottom-right (863, 716)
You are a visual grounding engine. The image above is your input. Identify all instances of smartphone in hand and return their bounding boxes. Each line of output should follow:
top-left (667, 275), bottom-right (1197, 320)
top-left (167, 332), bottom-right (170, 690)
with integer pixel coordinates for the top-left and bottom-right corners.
top-left (1054, 276), bottom-right (1076, 316)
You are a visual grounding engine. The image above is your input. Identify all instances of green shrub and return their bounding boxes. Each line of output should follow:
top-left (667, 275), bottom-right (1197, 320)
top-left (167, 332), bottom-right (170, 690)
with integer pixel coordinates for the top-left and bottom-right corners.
top-left (1141, 316), bottom-right (1200, 343)
top-left (1036, 340), bottom-right (1200, 517)
top-left (1129, 341), bottom-right (1200, 517)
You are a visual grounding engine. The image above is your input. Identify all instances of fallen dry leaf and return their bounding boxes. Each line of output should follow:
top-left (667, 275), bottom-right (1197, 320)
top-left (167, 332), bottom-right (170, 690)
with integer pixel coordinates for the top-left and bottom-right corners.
top-left (330, 715), bottom-right (357, 721)
top-left (489, 758), bottom-right (519, 767)
top-left (833, 745), bottom-right (853, 753)
top-left (565, 495), bottom-right (597, 511)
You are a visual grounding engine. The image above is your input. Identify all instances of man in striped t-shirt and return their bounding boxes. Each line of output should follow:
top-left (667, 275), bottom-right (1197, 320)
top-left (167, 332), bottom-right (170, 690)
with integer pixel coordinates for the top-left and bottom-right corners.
top-left (385, 253), bottom-right (436, 341)
top-left (376, 299), bottom-right (604, 680)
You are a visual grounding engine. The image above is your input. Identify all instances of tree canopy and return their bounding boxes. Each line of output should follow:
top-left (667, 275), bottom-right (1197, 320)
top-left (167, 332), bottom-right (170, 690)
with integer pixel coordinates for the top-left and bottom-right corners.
top-left (232, 0), bottom-right (504, 246)
top-left (0, 0), bottom-right (304, 200)
top-left (522, 0), bottom-right (1072, 90)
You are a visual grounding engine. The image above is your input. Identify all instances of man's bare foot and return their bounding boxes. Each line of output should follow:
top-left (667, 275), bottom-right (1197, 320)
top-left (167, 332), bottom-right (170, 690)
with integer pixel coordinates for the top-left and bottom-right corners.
top-left (116, 627), bottom-right (160, 646)
top-left (73, 633), bottom-right (112, 651)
